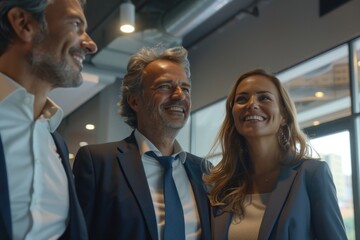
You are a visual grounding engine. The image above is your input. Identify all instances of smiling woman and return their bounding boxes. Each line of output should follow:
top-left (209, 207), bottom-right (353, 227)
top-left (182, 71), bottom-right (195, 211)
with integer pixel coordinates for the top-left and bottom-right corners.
top-left (204, 68), bottom-right (347, 240)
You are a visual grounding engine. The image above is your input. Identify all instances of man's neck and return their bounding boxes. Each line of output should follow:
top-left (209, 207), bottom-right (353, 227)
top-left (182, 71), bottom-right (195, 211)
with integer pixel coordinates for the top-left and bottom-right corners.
top-left (0, 53), bottom-right (52, 120)
top-left (137, 128), bottom-right (178, 156)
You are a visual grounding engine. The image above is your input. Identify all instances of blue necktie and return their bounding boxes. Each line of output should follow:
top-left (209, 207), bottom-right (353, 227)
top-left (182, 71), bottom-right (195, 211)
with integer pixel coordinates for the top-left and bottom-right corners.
top-left (147, 151), bottom-right (185, 240)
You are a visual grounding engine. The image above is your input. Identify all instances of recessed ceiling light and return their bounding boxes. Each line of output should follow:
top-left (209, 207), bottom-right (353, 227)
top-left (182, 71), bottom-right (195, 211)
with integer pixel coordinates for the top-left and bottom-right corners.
top-left (313, 121), bottom-right (320, 126)
top-left (69, 153), bottom-right (75, 159)
top-left (85, 124), bottom-right (95, 130)
top-left (315, 91), bottom-right (324, 98)
top-left (79, 142), bottom-right (88, 147)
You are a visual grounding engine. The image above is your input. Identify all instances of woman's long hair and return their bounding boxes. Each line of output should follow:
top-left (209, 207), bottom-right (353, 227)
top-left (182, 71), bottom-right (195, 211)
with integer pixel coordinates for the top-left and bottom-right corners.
top-left (203, 69), bottom-right (315, 219)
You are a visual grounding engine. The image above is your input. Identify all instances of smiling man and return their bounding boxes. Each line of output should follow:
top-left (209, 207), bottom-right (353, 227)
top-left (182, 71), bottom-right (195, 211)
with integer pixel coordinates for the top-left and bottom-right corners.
top-left (0, 0), bottom-right (97, 239)
top-left (73, 46), bottom-right (212, 240)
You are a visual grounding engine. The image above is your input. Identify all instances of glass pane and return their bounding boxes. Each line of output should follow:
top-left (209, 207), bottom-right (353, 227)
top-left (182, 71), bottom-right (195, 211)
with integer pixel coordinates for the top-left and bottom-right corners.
top-left (191, 99), bottom-right (225, 163)
top-left (310, 131), bottom-right (355, 239)
top-left (355, 37), bottom-right (360, 111)
top-left (277, 45), bottom-right (350, 128)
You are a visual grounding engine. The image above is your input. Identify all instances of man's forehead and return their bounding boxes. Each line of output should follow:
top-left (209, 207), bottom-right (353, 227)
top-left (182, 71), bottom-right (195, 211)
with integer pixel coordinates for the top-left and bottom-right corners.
top-left (47, 0), bottom-right (85, 10)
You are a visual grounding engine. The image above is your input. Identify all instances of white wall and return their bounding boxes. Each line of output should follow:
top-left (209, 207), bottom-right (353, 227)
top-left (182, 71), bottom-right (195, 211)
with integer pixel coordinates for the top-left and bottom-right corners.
top-left (188, 0), bottom-right (360, 111)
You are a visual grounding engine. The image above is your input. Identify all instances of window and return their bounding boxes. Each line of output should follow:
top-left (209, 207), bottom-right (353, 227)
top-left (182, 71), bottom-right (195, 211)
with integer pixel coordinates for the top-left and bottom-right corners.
top-left (310, 131), bottom-right (355, 239)
top-left (191, 99), bottom-right (225, 164)
top-left (276, 45), bottom-right (350, 128)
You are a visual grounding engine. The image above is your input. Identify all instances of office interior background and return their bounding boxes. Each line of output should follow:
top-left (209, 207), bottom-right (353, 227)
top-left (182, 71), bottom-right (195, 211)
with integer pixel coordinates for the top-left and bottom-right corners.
top-left (54, 0), bottom-right (360, 239)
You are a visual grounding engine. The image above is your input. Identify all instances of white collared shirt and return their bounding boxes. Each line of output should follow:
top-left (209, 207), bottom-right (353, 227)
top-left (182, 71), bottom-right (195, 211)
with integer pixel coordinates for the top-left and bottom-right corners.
top-left (0, 73), bottom-right (69, 240)
top-left (134, 129), bottom-right (201, 240)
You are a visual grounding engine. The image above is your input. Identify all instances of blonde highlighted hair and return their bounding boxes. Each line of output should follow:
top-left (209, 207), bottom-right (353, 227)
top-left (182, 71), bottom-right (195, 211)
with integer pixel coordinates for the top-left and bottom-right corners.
top-left (203, 68), bottom-right (315, 219)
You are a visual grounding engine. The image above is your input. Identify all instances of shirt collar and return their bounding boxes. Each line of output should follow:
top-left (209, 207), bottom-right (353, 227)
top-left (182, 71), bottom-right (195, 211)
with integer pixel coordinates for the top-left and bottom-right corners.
top-left (41, 98), bottom-right (64, 132)
top-left (0, 72), bottom-right (21, 101)
top-left (134, 129), bottom-right (187, 163)
top-left (0, 72), bottom-right (63, 132)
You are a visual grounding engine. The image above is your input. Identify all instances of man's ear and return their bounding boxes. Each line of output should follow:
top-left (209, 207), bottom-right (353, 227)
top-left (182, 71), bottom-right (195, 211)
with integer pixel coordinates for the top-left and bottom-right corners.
top-left (6, 7), bottom-right (39, 43)
top-left (127, 94), bottom-right (140, 113)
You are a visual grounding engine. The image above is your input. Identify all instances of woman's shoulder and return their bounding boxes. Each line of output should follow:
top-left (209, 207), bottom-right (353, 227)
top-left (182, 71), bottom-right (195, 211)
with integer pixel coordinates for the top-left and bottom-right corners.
top-left (290, 158), bottom-right (328, 173)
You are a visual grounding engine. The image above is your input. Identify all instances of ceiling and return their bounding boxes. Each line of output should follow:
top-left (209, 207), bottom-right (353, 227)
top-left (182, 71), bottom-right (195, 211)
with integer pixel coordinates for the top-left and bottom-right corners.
top-left (85, 0), bottom-right (262, 74)
top-left (50, 0), bottom-right (265, 117)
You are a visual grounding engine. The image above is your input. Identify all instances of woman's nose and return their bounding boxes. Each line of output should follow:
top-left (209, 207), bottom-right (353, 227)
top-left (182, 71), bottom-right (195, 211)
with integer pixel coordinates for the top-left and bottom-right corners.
top-left (246, 96), bottom-right (259, 109)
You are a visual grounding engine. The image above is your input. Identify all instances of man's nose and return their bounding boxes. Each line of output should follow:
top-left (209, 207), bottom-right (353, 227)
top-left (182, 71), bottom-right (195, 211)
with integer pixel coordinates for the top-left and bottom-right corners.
top-left (81, 33), bottom-right (98, 54)
top-left (171, 86), bottom-right (186, 100)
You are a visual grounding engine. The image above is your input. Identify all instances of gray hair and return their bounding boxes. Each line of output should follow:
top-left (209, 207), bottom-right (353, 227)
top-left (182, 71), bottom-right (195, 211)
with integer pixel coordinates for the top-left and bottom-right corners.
top-left (119, 46), bottom-right (191, 128)
top-left (0, 0), bottom-right (86, 54)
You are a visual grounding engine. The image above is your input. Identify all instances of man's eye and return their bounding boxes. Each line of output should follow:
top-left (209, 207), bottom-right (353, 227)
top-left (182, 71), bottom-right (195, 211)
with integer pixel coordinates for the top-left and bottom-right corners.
top-left (182, 87), bottom-right (191, 94)
top-left (157, 84), bottom-right (172, 90)
top-left (72, 21), bottom-right (81, 29)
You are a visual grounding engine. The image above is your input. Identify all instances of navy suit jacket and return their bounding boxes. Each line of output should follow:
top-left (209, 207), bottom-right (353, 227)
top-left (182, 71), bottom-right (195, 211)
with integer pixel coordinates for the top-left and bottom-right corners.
top-left (0, 132), bottom-right (88, 240)
top-left (73, 133), bottom-right (212, 240)
top-left (212, 159), bottom-right (347, 240)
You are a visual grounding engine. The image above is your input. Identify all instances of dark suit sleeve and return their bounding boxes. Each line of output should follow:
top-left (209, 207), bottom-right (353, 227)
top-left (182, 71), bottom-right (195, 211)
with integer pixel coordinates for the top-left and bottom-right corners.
top-left (73, 146), bottom-right (96, 230)
top-left (309, 161), bottom-right (347, 240)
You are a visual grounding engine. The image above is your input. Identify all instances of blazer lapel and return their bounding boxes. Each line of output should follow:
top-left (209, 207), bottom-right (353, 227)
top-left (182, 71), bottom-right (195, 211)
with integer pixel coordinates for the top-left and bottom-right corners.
top-left (258, 163), bottom-right (298, 240)
top-left (211, 209), bottom-right (232, 240)
top-left (0, 135), bottom-right (12, 240)
top-left (52, 132), bottom-right (88, 240)
top-left (117, 135), bottom-right (158, 240)
top-left (184, 158), bottom-right (211, 240)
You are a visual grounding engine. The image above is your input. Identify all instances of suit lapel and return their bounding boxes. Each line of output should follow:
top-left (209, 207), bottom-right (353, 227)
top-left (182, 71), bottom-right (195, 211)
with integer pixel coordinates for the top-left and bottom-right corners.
top-left (258, 164), bottom-right (298, 239)
top-left (0, 135), bottom-right (12, 240)
top-left (211, 209), bottom-right (232, 240)
top-left (52, 132), bottom-right (88, 240)
top-left (184, 157), bottom-right (211, 240)
top-left (117, 135), bottom-right (158, 240)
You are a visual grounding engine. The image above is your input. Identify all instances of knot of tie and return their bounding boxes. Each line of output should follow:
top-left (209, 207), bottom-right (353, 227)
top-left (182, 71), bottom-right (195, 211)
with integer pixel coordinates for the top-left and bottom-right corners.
top-left (146, 151), bottom-right (174, 170)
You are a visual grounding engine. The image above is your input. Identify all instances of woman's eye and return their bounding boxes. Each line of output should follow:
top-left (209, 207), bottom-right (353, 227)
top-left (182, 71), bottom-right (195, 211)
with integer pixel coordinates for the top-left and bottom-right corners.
top-left (235, 96), bottom-right (247, 103)
top-left (259, 95), bottom-right (272, 101)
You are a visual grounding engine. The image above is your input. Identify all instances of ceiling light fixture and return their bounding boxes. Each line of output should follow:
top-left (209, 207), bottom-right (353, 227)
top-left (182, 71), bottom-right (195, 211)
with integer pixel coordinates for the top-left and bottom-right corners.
top-left (315, 91), bottom-right (324, 98)
top-left (79, 142), bottom-right (89, 147)
top-left (120, 0), bottom-right (135, 33)
top-left (313, 121), bottom-right (320, 126)
top-left (85, 124), bottom-right (95, 130)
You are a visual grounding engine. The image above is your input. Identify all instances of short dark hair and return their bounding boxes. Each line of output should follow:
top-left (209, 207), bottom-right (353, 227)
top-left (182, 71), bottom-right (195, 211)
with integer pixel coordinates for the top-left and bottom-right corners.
top-left (119, 46), bottom-right (190, 128)
top-left (0, 0), bottom-right (86, 54)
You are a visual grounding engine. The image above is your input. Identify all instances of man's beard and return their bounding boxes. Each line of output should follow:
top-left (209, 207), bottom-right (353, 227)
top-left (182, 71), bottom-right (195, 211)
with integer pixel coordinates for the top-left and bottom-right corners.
top-left (27, 32), bottom-right (83, 88)
top-left (143, 98), bottom-right (189, 130)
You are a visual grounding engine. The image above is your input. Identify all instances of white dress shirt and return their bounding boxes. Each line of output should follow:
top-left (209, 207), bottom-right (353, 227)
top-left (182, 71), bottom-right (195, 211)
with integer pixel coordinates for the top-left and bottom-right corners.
top-left (0, 73), bottom-right (69, 240)
top-left (134, 129), bottom-right (201, 240)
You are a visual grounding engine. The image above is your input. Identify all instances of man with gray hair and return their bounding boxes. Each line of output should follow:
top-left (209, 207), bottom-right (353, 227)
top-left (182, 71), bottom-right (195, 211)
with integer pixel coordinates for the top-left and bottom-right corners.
top-left (73, 46), bottom-right (211, 239)
top-left (0, 0), bottom-right (97, 239)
